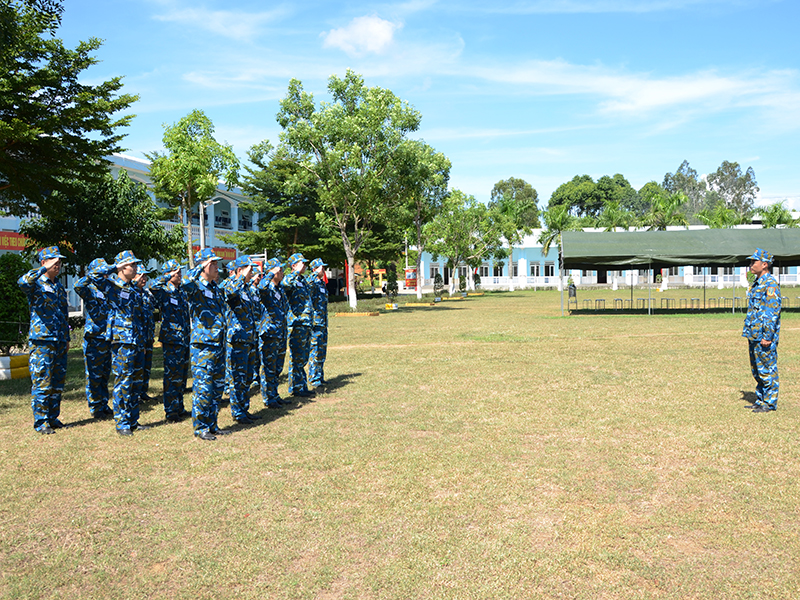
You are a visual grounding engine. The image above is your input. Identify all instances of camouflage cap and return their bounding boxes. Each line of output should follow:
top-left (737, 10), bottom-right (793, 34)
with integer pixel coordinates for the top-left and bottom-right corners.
top-left (161, 259), bottom-right (184, 274)
top-left (287, 252), bottom-right (308, 266)
top-left (309, 258), bottom-right (327, 270)
top-left (748, 248), bottom-right (774, 264)
top-left (87, 258), bottom-right (110, 276)
top-left (38, 246), bottom-right (66, 262)
top-left (114, 250), bottom-right (142, 267)
top-left (265, 257), bottom-right (285, 271)
top-left (194, 248), bottom-right (222, 265)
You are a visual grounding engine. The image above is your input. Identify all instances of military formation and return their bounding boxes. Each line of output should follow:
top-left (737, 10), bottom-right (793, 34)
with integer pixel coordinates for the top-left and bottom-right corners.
top-left (18, 246), bottom-right (329, 440)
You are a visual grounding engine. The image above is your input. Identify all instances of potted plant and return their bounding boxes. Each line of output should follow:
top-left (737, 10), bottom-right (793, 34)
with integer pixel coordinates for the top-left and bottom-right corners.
top-left (433, 273), bottom-right (444, 302)
top-left (0, 253), bottom-right (31, 379)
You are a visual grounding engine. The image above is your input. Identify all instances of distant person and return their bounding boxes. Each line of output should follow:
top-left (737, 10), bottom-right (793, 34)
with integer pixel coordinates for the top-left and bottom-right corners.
top-left (257, 258), bottom-right (291, 409)
top-left (743, 248), bottom-right (781, 413)
top-left (73, 258), bottom-right (115, 420)
top-left (306, 258), bottom-right (329, 389)
top-left (282, 253), bottom-right (315, 398)
top-left (18, 246), bottom-right (70, 434)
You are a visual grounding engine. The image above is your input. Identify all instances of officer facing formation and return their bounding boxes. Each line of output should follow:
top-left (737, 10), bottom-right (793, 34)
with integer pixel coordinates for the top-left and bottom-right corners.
top-left (282, 253), bottom-right (316, 398)
top-left (306, 258), bottom-right (329, 389)
top-left (73, 258), bottom-right (115, 420)
top-left (743, 248), bottom-right (781, 413)
top-left (18, 246), bottom-right (70, 434)
top-left (150, 259), bottom-right (191, 422)
top-left (182, 248), bottom-right (230, 441)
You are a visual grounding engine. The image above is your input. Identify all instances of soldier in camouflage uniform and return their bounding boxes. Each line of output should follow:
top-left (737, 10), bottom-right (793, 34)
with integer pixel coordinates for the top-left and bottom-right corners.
top-left (282, 253), bottom-right (315, 398)
top-left (306, 258), bottom-right (329, 388)
top-left (137, 271), bottom-right (157, 403)
top-left (74, 257), bottom-right (115, 419)
top-left (18, 246), bottom-right (70, 434)
top-left (107, 251), bottom-right (149, 436)
top-left (150, 260), bottom-right (191, 422)
top-left (257, 258), bottom-right (291, 408)
top-left (183, 248), bottom-right (230, 441)
top-left (221, 256), bottom-right (260, 424)
top-left (248, 266), bottom-right (263, 392)
top-left (743, 248), bottom-right (781, 413)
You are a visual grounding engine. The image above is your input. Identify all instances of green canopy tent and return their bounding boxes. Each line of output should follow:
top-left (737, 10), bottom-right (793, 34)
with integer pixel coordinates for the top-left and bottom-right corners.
top-left (560, 229), bottom-right (800, 314)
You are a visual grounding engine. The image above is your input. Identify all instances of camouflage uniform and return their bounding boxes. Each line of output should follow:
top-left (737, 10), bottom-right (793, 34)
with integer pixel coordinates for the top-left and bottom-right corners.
top-left (107, 251), bottom-right (146, 433)
top-left (18, 247), bottom-right (69, 433)
top-left (73, 258), bottom-right (114, 418)
top-left (183, 249), bottom-right (227, 438)
top-left (306, 259), bottom-right (329, 387)
top-left (248, 275), bottom-right (263, 390)
top-left (257, 264), bottom-right (289, 407)
top-left (139, 284), bottom-right (156, 401)
top-left (282, 254), bottom-right (314, 396)
top-left (743, 249), bottom-right (781, 411)
top-left (221, 257), bottom-right (257, 423)
top-left (150, 260), bottom-right (190, 421)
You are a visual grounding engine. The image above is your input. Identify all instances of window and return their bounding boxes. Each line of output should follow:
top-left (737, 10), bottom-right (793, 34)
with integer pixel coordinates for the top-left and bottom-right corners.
top-left (458, 266), bottom-right (468, 279)
top-left (512, 262), bottom-right (518, 277)
top-left (721, 266), bottom-right (734, 276)
top-left (582, 270), bottom-right (595, 277)
top-left (493, 264), bottom-right (504, 277)
top-left (668, 266), bottom-right (679, 276)
top-left (479, 265), bottom-right (489, 277)
top-left (430, 264), bottom-right (440, 280)
top-left (779, 265), bottom-right (790, 275)
top-left (544, 262), bottom-right (555, 277)
top-left (530, 263), bottom-right (540, 277)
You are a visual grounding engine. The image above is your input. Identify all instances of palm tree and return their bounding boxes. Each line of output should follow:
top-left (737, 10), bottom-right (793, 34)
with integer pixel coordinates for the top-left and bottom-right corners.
top-left (755, 201), bottom-right (798, 228)
top-left (538, 204), bottom-right (579, 256)
top-left (641, 192), bottom-right (690, 231)
top-left (595, 200), bottom-right (634, 232)
top-left (696, 202), bottom-right (748, 228)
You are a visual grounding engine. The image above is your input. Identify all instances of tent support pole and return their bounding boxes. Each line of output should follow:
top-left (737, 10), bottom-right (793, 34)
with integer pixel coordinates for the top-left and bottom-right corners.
top-left (648, 262), bottom-right (652, 316)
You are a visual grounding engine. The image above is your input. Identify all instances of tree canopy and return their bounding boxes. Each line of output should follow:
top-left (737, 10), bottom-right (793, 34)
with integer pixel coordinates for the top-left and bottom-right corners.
top-left (0, 0), bottom-right (138, 217)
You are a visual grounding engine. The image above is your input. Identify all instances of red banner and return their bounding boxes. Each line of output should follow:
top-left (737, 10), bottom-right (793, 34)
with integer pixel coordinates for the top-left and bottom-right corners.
top-left (192, 246), bottom-right (237, 261)
top-left (0, 232), bottom-right (28, 251)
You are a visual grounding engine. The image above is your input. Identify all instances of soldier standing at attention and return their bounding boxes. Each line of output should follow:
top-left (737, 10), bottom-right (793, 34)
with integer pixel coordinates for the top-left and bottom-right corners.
top-left (18, 246), bottom-right (70, 434)
top-left (150, 260), bottom-right (191, 422)
top-left (743, 248), bottom-right (781, 413)
top-left (137, 270), bottom-right (157, 403)
top-left (73, 258), bottom-right (116, 420)
top-left (107, 251), bottom-right (149, 436)
top-left (248, 265), bottom-right (264, 393)
top-left (257, 258), bottom-right (291, 409)
top-left (183, 248), bottom-right (230, 441)
top-left (282, 253), bottom-right (315, 398)
top-left (306, 258), bottom-right (329, 389)
top-left (221, 256), bottom-right (260, 424)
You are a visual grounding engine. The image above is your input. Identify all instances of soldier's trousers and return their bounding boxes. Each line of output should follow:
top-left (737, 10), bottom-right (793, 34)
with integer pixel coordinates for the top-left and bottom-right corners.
top-left (309, 325), bottom-right (327, 387)
top-left (248, 344), bottom-right (260, 388)
top-left (82, 336), bottom-right (111, 415)
top-left (749, 340), bottom-right (779, 408)
top-left (260, 334), bottom-right (287, 405)
top-left (162, 342), bottom-right (189, 418)
top-left (226, 340), bottom-right (253, 421)
top-left (288, 325), bottom-right (311, 394)
top-left (191, 343), bottom-right (224, 435)
top-left (29, 340), bottom-right (68, 431)
top-left (111, 342), bottom-right (145, 431)
top-left (142, 340), bottom-right (154, 395)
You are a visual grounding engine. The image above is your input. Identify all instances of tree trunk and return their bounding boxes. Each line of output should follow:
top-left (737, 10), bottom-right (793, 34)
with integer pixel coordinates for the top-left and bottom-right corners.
top-left (507, 243), bottom-right (515, 292)
top-left (346, 251), bottom-right (357, 309)
top-left (184, 198), bottom-right (194, 268)
top-left (415, 219), bottom-right (423, 300)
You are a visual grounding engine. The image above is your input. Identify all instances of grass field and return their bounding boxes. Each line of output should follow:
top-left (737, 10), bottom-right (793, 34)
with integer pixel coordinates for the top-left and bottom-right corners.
top-left (2, 289), bottom-right (800, 599)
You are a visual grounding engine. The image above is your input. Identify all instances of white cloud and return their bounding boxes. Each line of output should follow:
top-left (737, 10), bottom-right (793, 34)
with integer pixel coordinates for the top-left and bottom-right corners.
top-left (321, 15), bottom-right (402, 57)
top-left (152, 5), bottom-right (290, 40)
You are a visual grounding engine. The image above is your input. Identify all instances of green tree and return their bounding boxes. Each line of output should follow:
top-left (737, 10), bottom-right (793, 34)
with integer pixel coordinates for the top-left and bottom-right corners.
top-left (0, 252), bottom-right (30, 353)
top-left (146, 109), bottom-right (239, 267)
top-left (695, 201), bottom-right (747, 229)
top-left (706, 160), bottom-right (759, 217)
top-left (18, 170), bottom-right (183, 275)
top-left (755, 200), bottom-right (798, 228)
top-left (0, 0), bottom-right (138, 217)
top-left (396, 140), bottom-right (451, 299)
top-left (662, 160), bottom-right (707, 215)
top-left (548, 175), bottom-right (602, 217)
top-left (275, 70), bottom-right (421, 308)
top-left (641, 191), bottom-right (690, 231)
top-left (223, 143), bottom-right (341, 265)
top-left (595, 200), bottom-right (634, 231)
top-left (489, 178), bottom-right (540, 291)
top-left (537, 204), bottom-right (580, 258)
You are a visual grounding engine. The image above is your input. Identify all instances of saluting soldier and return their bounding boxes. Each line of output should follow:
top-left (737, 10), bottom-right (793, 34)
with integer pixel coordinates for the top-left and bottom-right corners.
top-left (107, 250), bottom-right (149, 436)
top-left (306, 258), bottom-right (329, 389)
top-left (257, 258), bottom-right (291, 408)
top-left (150, 259), bottom-right (191, 422)
top-left (248, 264), bottom-right (264, 393)
top-left (183, 248), bottom-right (230, 441)
top-left (73, 257), bottom-right (115, 419)
top-left (282, 253), bottom-right (315, 398)
top-left (220, 255), bottom-right (260, 424)
top-left (743, 248), bottom-right (781, 413)
top-left (18, 246), bottom-right (70, 434)
top-left (137, 270), bottom-right (157, 403)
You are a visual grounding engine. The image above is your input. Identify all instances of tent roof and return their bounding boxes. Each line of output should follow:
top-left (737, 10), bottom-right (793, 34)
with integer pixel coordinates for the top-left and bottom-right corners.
top-left (561, 228), bottom-right (800, 270)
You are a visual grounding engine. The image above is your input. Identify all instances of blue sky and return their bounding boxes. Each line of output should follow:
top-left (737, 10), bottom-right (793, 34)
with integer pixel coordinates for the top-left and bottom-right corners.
top-left (59, 0), bottom-right (800, 208)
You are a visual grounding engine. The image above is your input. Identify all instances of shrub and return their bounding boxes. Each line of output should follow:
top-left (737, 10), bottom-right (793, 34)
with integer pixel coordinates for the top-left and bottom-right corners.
top-left (0, 253), bottom-right (32, 353)
top-left (433, 273), bottom-right (444, 297)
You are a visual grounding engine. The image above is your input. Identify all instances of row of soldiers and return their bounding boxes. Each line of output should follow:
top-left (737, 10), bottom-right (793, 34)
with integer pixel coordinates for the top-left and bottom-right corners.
top-left (18, 246), bottom-right (329, 441)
